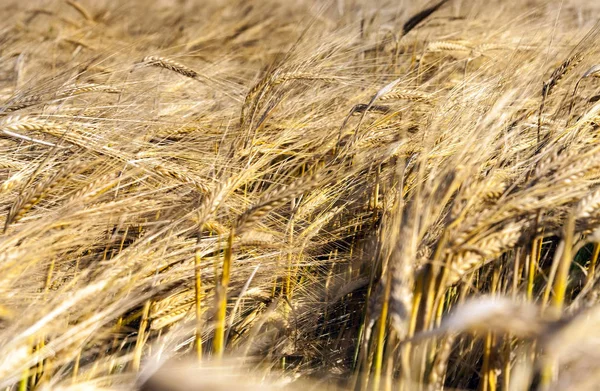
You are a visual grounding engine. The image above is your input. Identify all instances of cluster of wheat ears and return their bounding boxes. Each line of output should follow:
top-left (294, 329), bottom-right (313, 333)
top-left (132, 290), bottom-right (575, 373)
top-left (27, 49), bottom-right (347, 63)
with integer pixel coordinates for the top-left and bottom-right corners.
top-left (3, 0), bottom-right (600, 390)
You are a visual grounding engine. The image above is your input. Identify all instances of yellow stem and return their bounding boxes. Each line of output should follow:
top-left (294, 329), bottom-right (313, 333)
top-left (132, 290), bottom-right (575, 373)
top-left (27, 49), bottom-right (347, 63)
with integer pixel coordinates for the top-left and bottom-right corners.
top-left (586, 243), bottom-right (600, 286)
top-left (194, 244), bottom-right (203, 361)
top-left (527, 237), bottom-right (540, 301)
top-left (132, 300), bottom-right (151, 371)
top-left (552, 216), bottom-right (575, 312)
top-left (213, 228), bottom-right (234, 357)
top-left (373, 267), bottom-right (393, 391)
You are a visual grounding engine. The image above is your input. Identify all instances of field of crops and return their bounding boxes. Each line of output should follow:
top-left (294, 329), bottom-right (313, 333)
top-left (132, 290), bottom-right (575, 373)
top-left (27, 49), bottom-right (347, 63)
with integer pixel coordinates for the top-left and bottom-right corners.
top-left (1, 0), bottom-right (600, 390)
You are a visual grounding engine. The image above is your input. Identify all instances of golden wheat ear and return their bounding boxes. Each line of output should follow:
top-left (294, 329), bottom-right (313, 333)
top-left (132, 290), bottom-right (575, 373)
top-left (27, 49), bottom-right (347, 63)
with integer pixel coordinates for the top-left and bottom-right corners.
top-left (5, 160), bottom-right (87, 232)
top-left (140, 56), bottom-right (200, 79)
top-left (2, 94), bottom-right (44, 113)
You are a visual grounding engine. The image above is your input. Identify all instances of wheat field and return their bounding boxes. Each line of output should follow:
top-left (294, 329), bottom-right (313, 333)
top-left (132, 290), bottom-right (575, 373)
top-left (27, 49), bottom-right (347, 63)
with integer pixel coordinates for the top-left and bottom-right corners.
top-left (2, 0), bottom-right (600, 390)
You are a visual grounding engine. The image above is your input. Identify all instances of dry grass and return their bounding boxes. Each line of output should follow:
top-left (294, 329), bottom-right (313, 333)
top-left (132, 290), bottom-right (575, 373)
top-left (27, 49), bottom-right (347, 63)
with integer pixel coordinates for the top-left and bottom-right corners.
top-left (2, 0), bottom-right (600, 390)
